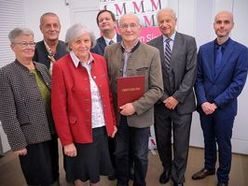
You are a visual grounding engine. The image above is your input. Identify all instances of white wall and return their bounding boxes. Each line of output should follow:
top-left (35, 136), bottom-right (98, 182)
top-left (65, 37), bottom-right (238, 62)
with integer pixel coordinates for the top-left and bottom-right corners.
top-left (24, 0), bottom-right (70, 42)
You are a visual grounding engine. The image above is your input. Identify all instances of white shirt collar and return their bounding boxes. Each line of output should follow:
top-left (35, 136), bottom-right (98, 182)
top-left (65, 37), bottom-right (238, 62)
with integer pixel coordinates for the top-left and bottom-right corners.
top-left (70, 51), bottom-right (94, 68)
top-left (163, 31), bottom-right (176, 42)
top-left (104, 33), bottom-right (117, 45)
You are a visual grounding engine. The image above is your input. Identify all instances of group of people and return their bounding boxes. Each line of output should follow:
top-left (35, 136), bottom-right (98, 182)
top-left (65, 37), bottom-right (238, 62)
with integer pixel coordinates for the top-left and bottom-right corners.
top-left (0, 7), bottom-right (247, 186)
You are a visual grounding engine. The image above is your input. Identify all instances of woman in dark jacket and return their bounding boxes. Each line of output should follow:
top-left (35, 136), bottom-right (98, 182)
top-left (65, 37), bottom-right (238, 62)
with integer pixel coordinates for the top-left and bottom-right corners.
top-left (0, 27), bottom-right (59, 186)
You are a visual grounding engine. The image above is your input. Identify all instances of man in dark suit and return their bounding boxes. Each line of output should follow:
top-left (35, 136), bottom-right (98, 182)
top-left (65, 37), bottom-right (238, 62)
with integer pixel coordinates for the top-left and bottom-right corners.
top-left (192, 11), bottom-right (248, 186)
top-left (148, 8), bottom-right (197, 186)
top-left (91, 10), bottom-right (122, 56)
top-left (33, 12), bottom-right (67, 72)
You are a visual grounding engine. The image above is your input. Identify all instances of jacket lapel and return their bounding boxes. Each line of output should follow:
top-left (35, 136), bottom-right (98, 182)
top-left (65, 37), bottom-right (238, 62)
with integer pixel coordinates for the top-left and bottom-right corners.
top-left (156, 36), bottom-right (166, 70)
top-left (98, 36), bottom-right (107, 53)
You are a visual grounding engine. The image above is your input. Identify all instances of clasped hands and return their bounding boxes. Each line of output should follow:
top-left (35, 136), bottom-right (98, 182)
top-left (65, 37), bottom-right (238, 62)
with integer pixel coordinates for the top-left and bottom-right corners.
top-left (201, 102), bottom-right (217, 115)
top-left (163, 96), bottom-right (179, 110)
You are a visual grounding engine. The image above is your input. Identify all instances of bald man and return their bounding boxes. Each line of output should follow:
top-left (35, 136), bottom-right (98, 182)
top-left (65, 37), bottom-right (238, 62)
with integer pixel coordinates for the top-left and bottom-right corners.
top-left (192, 11), bottom-right (248, 186)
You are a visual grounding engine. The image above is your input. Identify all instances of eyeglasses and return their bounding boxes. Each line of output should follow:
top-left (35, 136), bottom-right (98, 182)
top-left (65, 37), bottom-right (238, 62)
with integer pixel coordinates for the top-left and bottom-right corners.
top-left (119, 23), bottom-right (140, 30)
top-left (13, 42), bottom-right (36, 48)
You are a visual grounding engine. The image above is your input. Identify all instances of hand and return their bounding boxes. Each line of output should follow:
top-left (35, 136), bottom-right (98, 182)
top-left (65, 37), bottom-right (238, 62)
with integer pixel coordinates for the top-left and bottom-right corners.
top-left (163, 96), bottom-right (179, 110)
top-left (111, 126), bottom-right (117, 138)
top-left (120, 103), bottom-right (136, 116)
top-left (14, 148), bottom-right (27, 156)
top-left (64, 143), bottom-right (77, 157)
top-left (201, 102), bottom-right (217, 115)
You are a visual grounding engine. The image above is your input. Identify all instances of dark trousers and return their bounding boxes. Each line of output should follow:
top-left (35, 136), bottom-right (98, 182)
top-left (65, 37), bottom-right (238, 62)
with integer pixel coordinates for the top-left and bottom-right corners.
top-left (115, 116), bottom-right (150, 186)
top-left (108, 137), bottom-right (116, 171)
top-left (154, 104), bottom-right (192, 183)
top-left (19, 137), bottom-right (59, 186)
top-left (200, 110), bottom-right (234, 183)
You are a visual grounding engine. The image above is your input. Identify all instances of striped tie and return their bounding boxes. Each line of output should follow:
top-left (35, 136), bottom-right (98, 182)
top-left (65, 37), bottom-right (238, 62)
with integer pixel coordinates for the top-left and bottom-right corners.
top-left (109, 40), bottom-right (114, 45)
top-left (164, 38), bottom-right (172, 70)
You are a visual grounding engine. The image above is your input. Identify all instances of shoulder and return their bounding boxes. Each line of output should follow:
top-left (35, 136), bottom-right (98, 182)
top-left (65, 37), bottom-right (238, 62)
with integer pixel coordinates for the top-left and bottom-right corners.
top-left (35, 40), bottom-right (45, 49)
top-left (140, 43), bottom-right (159, 54)
top-left (92, 53), bottom-right (105, 62)
top-left (58, 40), bottom-right (67, 48)
top-left (176, 32), bottom-right (195, 41)
top-left (96, 36), bottom-right (105, 43)
top-left (147, 35), bottom-right (162, 46)
top-left (0, 62), bottom-right (16, 73)
top-left (56, 54), bottom-right (71, 66)
top-left (105, 43), bottom-right (121, 53)
top-left (199, 41), bottom-right (214, 50)
top-left (230, 39), bottom-right (248, 51)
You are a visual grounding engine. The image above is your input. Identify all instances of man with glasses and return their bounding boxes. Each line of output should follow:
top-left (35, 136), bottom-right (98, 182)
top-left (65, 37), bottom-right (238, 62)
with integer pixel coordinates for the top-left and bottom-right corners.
top-left (148, 8), bottom-right (197, 186)
top-left (33, 12), bottom-right (67, 73)
top-left (105, 13), bottom-right (163, 186)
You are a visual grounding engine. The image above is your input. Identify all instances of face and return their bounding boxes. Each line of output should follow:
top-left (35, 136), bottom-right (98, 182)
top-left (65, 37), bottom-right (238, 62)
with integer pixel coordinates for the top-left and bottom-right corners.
top-left (40, 15), bottom-right (61, 42)
top-left (69, 32), bottom-right (91, 61)
top-left (119, 15), bottom-right (141, 44)
top-left (98, 11), bottom-right (116, 33)
top-left (214, 12), bottom-right (234, 38)
top-left (11, 34), bottom-right (35, 60)
top-left (157, 10), bottom-right (176, 37)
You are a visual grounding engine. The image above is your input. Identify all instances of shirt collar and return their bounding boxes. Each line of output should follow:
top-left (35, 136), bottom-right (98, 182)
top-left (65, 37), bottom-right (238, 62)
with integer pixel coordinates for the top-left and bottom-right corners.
top-left (163, 32), bottom-right (176, 43)
top-left (104, 33), bottom-right (117, 45)
top-left (121, 39), bottom-right (140, 53)
top-left (214, 37), bottom-right (230, 49)
top-left (70, 51), bottom-right (94, 68)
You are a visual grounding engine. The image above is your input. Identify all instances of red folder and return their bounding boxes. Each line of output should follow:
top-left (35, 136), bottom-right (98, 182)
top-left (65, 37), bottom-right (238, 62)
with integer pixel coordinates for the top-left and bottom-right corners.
top-left (117, 76), bottom-right (145, 108)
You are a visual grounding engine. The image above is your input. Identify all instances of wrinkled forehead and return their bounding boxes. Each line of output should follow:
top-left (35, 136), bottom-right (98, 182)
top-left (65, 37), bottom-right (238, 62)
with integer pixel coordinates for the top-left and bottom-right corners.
top-left (41, 15), bottom-right (60, 25)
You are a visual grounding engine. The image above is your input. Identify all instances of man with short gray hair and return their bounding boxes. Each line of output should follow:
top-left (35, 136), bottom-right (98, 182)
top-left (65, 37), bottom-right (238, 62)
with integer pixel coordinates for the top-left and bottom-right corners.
top-left (105, 13), bottom-right (163, 186)
top-left (33, 12), bottom-right (67, 73)
top-left (148, 8), bottom-right (197, 186)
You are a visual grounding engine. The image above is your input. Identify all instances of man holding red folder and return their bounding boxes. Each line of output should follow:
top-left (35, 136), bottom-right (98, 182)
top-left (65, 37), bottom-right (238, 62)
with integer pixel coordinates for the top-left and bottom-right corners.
top-left (104, 13), bottom-right (163, 186)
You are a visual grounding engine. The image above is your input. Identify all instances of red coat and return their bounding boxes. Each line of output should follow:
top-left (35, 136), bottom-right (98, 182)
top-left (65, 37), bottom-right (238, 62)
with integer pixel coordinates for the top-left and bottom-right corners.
top-left (51, 53), bottom-right (116, 146)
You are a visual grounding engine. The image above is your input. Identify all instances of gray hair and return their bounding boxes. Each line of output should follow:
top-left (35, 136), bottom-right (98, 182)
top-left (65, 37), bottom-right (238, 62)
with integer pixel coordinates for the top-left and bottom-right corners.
top-left (40, 12), bottom-right (60, 26)
top-left (157, 8), bottom-right (177, 20)
top-left (65, 23), bottom-right (96, 50)
top-left (8, 27), bottom-right (34, 43)
top-left (119, 13), bottom-right (141, 26)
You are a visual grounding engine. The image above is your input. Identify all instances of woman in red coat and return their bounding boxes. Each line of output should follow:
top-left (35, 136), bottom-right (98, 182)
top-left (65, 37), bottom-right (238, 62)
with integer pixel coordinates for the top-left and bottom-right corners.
top-left (51, 23), bottom-right (117, 186)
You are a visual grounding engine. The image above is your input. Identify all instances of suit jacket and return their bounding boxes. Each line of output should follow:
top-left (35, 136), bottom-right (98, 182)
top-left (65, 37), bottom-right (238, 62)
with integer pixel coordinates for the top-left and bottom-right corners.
top-left (104, 42), bottom-right (164, 128)
top-left (91, 34), bottom-right (122, 56)
top-left (195, 38), bottom-right (248, 116)
top-left (0, 61), bottom-right (52, 151)
top-left (51, 53), bottom-right (116, 146)
top-left (33, 40), bottom-right (68, 69)
top-left (148, 32), bottom-right (197, 114)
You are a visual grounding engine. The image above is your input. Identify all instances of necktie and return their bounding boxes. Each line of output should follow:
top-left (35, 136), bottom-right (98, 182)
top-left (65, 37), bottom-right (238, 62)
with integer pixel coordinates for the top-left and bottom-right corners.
top-left (215, 46), bottom-right (222, 74)
top-left (164, 38), bottom-right (172, 70)
top-left (109, 40), bottom-right (114, 45)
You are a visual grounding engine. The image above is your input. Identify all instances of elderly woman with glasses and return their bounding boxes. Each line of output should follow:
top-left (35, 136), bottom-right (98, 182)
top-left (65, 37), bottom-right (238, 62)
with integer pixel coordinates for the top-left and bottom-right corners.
top-left (51, 23), bottom-right (117, 186)
top-left (0, 27), bottom-right (59, 186)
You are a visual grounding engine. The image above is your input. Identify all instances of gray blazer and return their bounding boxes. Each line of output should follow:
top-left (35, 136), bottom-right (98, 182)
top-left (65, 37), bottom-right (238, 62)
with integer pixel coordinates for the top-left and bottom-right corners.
top-left (104, 42), bottom-right (164, 128)
top-left (0, 60), bottom-right (52, 151)
top-left (148, 32), bottom-right (197, 114)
